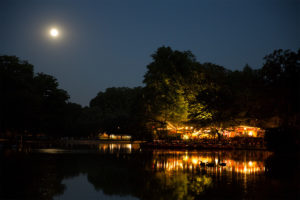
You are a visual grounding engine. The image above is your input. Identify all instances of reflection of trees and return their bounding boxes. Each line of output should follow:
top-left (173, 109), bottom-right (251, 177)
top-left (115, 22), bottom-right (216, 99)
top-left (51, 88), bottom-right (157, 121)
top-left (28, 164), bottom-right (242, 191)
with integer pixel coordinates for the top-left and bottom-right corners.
top-left (150, 172), bottom-right (212, 200)
top-left (0, 151), bottom-right (66, 200)
top-left (189, 175), bottom-right (212, 195)
top-left (149, 150), bottom-right (274, 199)
top-left (85, 154), bottom-right (148, 197)
top-left (151, 172), bottom-right (190, 200)
top-left (1, 149), bottom-right (294, 200)
top-left (0, 150), bottom-right (214, 200)
top-left (152, 150), bottom-right (271, 174)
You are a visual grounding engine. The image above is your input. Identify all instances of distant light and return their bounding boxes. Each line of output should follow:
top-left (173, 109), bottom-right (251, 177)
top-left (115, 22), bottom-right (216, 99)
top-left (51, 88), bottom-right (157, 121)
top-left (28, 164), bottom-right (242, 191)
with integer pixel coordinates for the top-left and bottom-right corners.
top-left (183, 134), bottom-right (189, 140)
top-left (192, 158), bottom-right (198, 165)
top-left (183, 155), bottom-right (189, 161)
top-left (50, 28), bottom-right (59, 37)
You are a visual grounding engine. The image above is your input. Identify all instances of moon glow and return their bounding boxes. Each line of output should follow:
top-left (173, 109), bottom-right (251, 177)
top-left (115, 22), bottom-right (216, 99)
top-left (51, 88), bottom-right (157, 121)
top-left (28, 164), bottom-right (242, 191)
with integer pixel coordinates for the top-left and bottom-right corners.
top-left (50, 28), bottom-right (59, 37)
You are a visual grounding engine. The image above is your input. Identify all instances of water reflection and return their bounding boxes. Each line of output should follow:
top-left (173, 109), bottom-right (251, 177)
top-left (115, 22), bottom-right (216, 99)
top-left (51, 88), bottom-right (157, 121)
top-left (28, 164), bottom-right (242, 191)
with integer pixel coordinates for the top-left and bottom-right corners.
top-left (37, 149), bottom-right (71, 154)
top-left (98, 143), bottom-right (138, 153)
top-left (153, 150), bottom-right (269, 174)
top-left (53, 174), bottom-right (139, 200)
top-left (0, 148), bottom-right (297, 200)
top-left (150, 150), bottom-right (274, 199)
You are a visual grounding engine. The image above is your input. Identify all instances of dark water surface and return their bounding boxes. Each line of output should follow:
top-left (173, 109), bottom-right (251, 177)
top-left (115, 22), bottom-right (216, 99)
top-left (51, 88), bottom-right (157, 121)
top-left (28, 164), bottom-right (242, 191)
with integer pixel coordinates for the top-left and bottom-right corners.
top-left (0, 144), bottom-right (298, 200)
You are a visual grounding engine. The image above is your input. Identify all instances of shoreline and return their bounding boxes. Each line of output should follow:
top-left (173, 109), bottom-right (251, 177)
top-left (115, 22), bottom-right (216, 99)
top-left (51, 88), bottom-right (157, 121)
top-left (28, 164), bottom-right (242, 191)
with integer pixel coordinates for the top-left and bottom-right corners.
top-left (0, 139), bottom-right (267, 151)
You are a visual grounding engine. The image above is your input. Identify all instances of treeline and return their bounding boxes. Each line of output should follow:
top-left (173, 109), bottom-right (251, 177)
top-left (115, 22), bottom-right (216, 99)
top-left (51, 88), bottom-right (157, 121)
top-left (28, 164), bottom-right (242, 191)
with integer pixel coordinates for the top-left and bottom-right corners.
top-left (0, 47), bottom-right (299, 140)
top-left (0, 56), bottom-right (83, 137)
top-left (144, 47), bottom-right (300, 130)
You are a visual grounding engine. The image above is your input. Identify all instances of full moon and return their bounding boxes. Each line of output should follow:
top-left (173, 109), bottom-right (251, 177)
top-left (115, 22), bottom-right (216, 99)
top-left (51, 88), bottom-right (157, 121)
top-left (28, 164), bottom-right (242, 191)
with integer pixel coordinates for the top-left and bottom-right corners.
top-left (50, 28), bottom-right (59, 37)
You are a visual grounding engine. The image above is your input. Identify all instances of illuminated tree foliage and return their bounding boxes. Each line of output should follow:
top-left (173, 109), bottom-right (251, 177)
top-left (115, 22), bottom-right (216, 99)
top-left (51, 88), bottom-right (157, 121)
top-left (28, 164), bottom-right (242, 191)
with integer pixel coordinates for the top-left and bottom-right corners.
top-left (143, 47), bottom-right (300, 131)
top-left (186, 63), bottom-right (233, 127)
top-left (1, 48), bottom-right (299, 138)
top-left (143, 47), bottom-right (197, 126)
top-left (143, 47), bottom-right (234, 128)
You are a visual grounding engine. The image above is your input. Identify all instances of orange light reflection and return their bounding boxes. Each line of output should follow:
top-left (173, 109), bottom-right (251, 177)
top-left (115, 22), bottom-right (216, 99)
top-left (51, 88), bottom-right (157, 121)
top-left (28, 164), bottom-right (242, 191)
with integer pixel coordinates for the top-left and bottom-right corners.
top-left (153, 151), bottom-right (267, 174)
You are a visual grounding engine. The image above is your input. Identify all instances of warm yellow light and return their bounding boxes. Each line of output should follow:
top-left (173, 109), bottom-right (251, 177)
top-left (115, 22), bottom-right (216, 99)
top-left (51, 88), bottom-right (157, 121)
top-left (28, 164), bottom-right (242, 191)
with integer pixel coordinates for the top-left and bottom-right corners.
top-left (192, 158), bottom-right (198, 165)
top-left (202, 159), bottom-right (208, 163)
top-left (191, 131), bottom-right (200, 137)
top-left (50, 28), bottom-right (59, 37)
top-left (183, 155), bottom-right (189, 161)
top-left (249, 131), bottom-right (253, 136)
top-left (126, 144), bottom-right (132, 150)
top-left (110, 134), bottom-right (116, 139)
top-left (248, 161), bottom-right (253, 166)
top-left (183, 134), bottom-right (189, 140)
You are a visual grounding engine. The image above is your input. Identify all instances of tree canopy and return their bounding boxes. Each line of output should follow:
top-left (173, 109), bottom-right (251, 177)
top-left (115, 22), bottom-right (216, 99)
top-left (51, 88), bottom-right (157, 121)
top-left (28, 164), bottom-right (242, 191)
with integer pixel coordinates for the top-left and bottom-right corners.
top-left (0, 55), bottom-right (82, 137)
top-left (1, 47), bottom-right (299, 139)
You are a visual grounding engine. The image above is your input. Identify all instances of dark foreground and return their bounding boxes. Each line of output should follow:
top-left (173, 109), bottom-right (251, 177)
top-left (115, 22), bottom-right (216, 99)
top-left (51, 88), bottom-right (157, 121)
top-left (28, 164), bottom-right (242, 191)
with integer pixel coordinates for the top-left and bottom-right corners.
top-left (0, 144), bottom-right (299, 200)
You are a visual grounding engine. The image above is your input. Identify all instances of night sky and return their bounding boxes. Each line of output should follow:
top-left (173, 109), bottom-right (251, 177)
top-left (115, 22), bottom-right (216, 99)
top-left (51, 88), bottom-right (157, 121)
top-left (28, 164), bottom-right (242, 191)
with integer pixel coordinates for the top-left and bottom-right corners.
top-left (1, 0), bottom-right (299, 106)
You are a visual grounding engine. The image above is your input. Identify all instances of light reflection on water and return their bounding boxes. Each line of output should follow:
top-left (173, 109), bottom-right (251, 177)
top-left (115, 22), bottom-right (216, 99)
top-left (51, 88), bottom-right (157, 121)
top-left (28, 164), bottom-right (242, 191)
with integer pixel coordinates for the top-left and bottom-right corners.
top-left (1, 145), bottom-right (296, 200)
top-left (31, 143), bottom-right (141, 154)
top-left (149, 150), bottom-right (273, 199)
top-left (98, 143), bottom-right (140, 153)
top-left (36, 149), bottom-right (71, 154)
top-left (152, 150), bottom-right (270, 174)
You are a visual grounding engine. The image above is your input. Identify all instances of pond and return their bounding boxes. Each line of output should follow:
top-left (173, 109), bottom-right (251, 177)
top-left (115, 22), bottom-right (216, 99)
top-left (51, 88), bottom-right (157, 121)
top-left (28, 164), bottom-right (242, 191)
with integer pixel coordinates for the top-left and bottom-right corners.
top-left (0, 143), bottom-right (298, 200)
